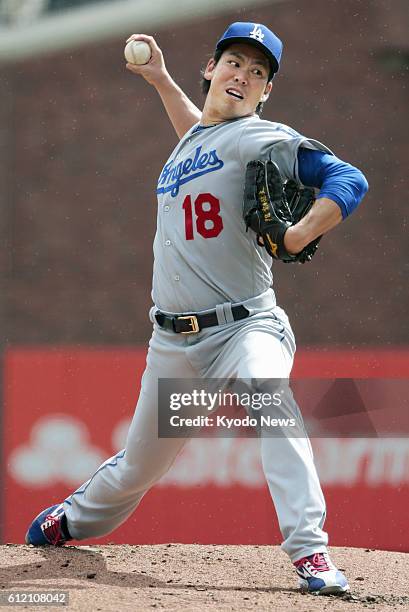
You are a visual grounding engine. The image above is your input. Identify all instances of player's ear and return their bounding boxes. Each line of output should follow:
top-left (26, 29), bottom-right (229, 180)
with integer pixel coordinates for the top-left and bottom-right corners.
top-left (204, 58), bottom-right (217, 80)
top-left (261, 81), bottom-right (273, 103)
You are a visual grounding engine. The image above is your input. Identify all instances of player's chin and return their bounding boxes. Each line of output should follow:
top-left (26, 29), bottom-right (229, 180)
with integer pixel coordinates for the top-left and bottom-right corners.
top-left (222, 99), bottom-right (251, 119)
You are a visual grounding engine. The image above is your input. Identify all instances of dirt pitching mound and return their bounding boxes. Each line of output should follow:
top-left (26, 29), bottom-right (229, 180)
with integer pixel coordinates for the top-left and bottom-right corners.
top-left (1, 544), bottom-right (408, 611)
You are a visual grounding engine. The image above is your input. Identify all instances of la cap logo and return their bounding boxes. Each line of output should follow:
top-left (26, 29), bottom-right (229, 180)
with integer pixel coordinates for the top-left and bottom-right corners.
top-left (249, 24), bottom-right (264, 43)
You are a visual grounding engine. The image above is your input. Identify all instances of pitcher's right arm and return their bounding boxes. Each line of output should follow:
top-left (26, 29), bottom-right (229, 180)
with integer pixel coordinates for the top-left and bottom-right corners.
top-left (125, 34), bottom-right (202, 139)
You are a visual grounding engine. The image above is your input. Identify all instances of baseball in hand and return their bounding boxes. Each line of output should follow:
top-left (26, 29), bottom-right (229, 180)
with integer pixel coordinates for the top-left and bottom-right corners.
top-left (124, 40), bottom-right (152, 65)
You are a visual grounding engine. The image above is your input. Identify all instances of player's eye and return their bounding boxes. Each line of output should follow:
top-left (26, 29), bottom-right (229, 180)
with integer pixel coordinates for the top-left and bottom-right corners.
top-left (252, 68), bottom-right (264, 77)
top-left (227, 59), bottom-right (240, 67)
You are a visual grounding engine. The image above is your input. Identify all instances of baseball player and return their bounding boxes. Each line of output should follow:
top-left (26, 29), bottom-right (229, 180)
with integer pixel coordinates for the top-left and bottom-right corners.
top-left (25, 22), bottom-right (368, 595)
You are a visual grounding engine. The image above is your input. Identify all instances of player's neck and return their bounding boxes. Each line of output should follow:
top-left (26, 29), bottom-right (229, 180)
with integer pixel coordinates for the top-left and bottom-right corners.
top-left (200, 102), bottom-right (256, 127)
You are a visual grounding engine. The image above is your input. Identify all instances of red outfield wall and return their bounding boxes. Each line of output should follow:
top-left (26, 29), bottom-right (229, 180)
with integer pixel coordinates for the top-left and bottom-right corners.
top-left (2, 348), bottom-right (409, 550)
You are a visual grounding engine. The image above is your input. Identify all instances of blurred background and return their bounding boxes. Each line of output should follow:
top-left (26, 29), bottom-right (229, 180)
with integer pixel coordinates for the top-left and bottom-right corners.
top-left (0, 0), bottom-right (408, 550)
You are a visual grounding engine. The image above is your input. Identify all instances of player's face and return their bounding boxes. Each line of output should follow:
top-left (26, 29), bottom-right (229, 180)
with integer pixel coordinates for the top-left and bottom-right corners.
top-left (202, 43), bottom-right (272, 124)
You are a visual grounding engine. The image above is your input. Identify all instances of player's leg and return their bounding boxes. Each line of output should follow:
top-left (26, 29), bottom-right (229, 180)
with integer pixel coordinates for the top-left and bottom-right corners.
top-left (235, 322), bottom-right (328, 563)
top-left (26, 328), bottom-right (196, 544)
top-left (203, 308), bottom-right (348, 593)
top-left (203, 308), bottom-right (328, 557)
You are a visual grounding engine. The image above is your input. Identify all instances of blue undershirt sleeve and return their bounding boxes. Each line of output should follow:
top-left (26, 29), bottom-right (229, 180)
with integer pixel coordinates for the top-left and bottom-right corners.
top-left (297, 148), bottom-right (368, 219)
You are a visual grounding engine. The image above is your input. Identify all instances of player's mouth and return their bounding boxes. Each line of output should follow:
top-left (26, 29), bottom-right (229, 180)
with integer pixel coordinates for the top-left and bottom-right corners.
top-left (226, 88), bottom-right (244, 100)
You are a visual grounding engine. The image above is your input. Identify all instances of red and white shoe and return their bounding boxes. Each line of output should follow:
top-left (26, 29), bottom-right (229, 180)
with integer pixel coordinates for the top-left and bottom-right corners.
top-left (294, 551), bottom-right (350, 595)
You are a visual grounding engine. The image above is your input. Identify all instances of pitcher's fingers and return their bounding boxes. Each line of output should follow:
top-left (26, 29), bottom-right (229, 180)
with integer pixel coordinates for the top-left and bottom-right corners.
top-left (126, 33), bottom-right (154, 45)
top-left (125, 62), bottom-right (144, 74)
top-left (126, 33), bottom-right (141, 43)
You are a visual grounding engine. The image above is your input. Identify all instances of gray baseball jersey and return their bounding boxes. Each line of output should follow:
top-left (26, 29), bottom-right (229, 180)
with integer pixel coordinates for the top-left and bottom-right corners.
top-left (153, 115), bottom-right (331, 312)
top-left (62, 114), bottom-right (331, 564)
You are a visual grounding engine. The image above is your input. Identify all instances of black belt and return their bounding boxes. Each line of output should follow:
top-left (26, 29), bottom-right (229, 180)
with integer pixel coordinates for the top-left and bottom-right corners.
top-left (154, 305), bottom-right (250, 334)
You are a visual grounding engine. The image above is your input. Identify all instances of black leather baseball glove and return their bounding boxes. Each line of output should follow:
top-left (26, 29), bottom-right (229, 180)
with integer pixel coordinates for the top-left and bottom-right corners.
top-left (243, 160), bottom-right (321, 263)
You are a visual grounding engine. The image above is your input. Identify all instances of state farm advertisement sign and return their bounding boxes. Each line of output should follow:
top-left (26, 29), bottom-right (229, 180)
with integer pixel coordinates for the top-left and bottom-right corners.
top-left (2, 348), bottom-right (409, 550)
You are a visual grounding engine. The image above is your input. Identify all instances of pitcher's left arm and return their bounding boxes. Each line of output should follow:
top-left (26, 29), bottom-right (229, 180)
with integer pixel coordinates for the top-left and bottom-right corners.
top-left (284, 149), bottom-right (368, 254)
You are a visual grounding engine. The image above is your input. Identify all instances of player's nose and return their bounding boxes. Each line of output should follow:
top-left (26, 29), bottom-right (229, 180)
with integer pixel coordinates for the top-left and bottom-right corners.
top-left (234, 74), bottom-right (247, 85)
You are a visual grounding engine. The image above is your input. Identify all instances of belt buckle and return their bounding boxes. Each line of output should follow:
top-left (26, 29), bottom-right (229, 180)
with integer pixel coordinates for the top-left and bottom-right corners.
top-left (178, 315), bottom-right (200, 334)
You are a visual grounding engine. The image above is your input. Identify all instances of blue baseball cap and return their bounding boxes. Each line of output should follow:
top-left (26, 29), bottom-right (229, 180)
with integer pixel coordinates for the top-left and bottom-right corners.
top-left (216, 22), bottom-right (283, 79)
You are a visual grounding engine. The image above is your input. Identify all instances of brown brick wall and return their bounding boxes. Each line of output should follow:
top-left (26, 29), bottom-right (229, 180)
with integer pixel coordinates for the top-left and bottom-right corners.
top-left (0, 0), bottom-right (407, 346)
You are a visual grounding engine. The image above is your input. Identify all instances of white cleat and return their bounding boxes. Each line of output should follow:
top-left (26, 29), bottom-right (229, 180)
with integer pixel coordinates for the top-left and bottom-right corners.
top-left (294, 551), bottom-right (350, 595)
